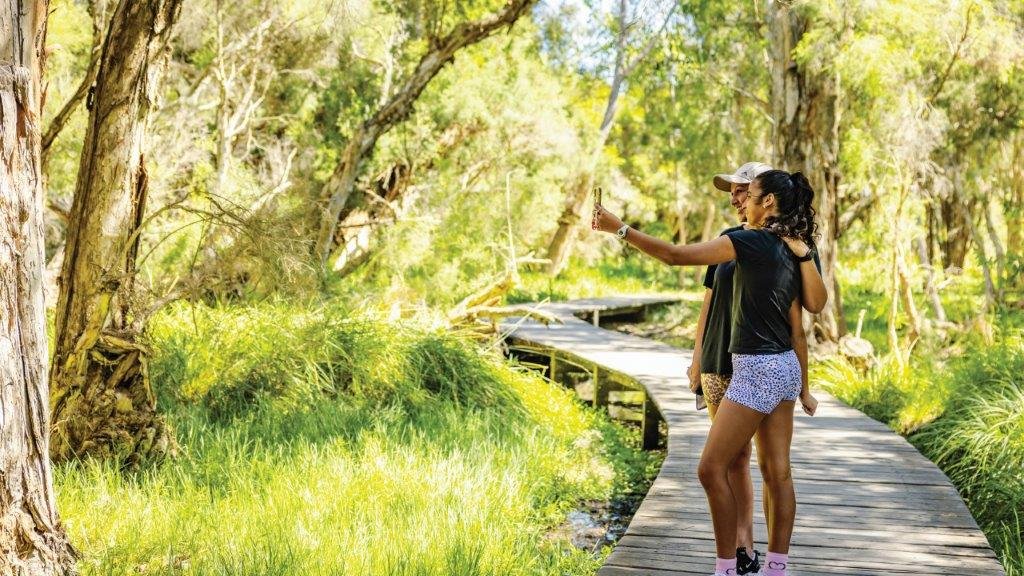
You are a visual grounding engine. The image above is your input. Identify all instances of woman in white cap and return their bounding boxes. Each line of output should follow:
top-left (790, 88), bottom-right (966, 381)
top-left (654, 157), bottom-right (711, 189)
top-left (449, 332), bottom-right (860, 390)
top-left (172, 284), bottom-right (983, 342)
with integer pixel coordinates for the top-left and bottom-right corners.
top-left (691, 162), bottom-right (825, 575)
top-left (592, 168), bottom-right (824, 576)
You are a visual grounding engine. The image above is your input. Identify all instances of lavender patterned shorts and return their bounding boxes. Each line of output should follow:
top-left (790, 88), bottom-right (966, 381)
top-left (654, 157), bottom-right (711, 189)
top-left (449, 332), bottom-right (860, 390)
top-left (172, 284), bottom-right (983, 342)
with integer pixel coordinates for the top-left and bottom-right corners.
top-left (725, 350), bottom-right (802, 414)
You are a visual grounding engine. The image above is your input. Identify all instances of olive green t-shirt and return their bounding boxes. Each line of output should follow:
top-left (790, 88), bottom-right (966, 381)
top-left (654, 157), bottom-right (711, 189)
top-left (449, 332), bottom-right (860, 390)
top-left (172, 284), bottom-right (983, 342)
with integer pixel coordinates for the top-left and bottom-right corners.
top-left (699, 226), bottom-right (744, 375)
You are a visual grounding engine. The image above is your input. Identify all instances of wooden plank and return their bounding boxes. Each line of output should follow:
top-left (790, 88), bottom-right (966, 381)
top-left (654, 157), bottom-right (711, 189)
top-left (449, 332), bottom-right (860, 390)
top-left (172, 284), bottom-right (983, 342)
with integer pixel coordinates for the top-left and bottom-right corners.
top-left (496, 297), bottom-right (1006, 576)
top-left (606, 545), bottom-right (999, 574)
top-left (617, 533), bottom-right (999, 560)
top-left (630, 502), bottom-right (980, 531)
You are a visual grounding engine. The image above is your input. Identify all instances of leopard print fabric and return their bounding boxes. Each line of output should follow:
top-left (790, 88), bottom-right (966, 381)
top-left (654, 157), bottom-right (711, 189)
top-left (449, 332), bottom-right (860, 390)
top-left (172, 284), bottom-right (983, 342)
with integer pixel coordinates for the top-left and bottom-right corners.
top-left (725, 350), bottom-right (802, 414)
top-left (699, 373), bottom-right (731, 406)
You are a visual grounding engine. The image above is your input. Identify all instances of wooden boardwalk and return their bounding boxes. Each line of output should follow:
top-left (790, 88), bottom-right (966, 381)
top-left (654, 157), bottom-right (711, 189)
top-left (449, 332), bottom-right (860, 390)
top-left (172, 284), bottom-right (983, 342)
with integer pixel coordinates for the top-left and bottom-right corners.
top-left (501, 296), bottom-right (1006, 576)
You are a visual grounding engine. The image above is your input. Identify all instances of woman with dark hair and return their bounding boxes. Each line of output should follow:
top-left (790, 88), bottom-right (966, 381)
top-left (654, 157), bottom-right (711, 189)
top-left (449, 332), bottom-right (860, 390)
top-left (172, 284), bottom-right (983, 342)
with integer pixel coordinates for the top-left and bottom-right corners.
top-left (592, 169), bottom-right (823, 576)
top-left (689, 162), bottom-right (824, 576)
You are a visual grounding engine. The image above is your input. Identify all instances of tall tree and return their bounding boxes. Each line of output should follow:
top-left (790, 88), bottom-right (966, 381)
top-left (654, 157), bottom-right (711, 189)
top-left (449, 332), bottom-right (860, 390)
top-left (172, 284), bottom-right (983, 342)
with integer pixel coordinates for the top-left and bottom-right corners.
top-left (544, 0), bottom-right (677, 276)
top-left (766, 0), bottom-right (847, 342)
top-left (315, 0), bottom-right (539, 271)
top-left (612, 2), bottom-right (772, 285)
top-left (0, 0), bottom-right (77, 572)
top-left (50, 0), bottom-right (183, 464)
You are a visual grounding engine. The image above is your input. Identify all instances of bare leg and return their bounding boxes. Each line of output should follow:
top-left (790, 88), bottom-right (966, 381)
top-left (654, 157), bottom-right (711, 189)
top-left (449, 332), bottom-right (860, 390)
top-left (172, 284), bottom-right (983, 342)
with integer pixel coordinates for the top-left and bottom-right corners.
top-left (708, 402), bottom-right (756, 552)
top-left (698, 399), bottom-right (766, 559)
top-left (754, 400), bottom-right (796, 553)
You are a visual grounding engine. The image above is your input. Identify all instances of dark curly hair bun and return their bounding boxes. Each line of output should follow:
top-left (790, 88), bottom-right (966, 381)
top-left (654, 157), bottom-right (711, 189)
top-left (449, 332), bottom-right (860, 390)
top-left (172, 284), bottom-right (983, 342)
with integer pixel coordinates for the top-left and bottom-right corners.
top-left (754, 169), bottom-right (819, 244)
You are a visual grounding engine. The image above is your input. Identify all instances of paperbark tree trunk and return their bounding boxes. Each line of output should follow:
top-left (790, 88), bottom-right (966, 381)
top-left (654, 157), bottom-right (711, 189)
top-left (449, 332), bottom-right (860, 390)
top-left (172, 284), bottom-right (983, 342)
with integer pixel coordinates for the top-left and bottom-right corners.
top-left (939, 194), bottom-right (971, 270)
top-left (0, 1), bottom-right (77, 572)
top-left (983, 200), bottom-right (1004, 300)
top-left (314, 0), bottom-right (538, 270)
top-left (766, 0), bottom-right (847, 342)
top-left (915, 236), bottom-right (947, 324)
top-left (50, 0), bottom-right (183, 465)
top-left (896, 236), bottom-right (922, 344)
top-left (969, 207), bottom-right (997, 311)
top-left (1007, 135), bottom-right (1024, 255)
top-left (546, 168), bottom-right (603, 276)
top-left (1007, 135), bottom-right (1024, 295)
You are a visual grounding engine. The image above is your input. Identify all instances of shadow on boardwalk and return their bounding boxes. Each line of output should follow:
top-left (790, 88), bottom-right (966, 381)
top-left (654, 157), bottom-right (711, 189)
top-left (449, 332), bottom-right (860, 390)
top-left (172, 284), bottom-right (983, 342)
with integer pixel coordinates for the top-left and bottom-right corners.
top-left (501, 296), bottom-right (1006, 576)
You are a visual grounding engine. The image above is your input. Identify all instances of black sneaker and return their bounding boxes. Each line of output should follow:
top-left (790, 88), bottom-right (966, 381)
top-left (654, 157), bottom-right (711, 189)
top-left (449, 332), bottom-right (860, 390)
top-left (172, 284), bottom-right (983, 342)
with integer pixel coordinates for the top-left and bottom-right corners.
top-left (736, 547), bottom-right (761, 575)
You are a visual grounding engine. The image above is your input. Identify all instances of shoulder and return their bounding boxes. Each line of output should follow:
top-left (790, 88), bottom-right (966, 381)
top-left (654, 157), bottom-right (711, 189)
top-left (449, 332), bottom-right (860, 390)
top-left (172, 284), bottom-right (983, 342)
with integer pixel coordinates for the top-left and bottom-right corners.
top-left (725, 228), bottom-right (775, 244)
top-left (726, 228), bottom-right (781, 263)
top-left (718, 225), bottom-right (745, 237)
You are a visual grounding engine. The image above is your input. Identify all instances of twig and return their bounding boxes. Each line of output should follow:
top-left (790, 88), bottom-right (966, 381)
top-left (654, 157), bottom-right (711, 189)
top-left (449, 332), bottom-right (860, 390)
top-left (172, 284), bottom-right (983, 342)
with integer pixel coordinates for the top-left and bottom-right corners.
top-left (929, 2), bottom-right (976, 104)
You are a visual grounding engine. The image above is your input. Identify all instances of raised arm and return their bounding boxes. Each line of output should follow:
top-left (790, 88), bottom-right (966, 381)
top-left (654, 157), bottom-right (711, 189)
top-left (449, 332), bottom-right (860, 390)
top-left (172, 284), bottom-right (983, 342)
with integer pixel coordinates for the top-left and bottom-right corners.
top-left (781, 236), bottom-right (827, 313)
top-left (789, 299), bottom-right (817, 416)
top-left (592, 204), bottom-right (736, 266)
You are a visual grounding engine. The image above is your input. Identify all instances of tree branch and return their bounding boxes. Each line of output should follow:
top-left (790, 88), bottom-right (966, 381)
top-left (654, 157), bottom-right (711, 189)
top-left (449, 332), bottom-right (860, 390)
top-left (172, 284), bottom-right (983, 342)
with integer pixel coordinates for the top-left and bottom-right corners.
top-left (622, 0), bottom-right (678, 78)
top-left (315, 0), bottom-right (539, 266)
top-left (929, 3), bottom-right (975, 104)
top-left (41, 0), bottom-right (108, 160)
top-left (838, 186), bottom-right (875, 232)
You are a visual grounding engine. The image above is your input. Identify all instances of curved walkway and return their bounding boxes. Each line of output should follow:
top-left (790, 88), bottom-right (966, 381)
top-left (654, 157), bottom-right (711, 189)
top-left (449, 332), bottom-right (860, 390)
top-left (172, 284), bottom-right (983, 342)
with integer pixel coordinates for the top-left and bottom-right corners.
top-left (501, 296), bottom-right (1005, 576)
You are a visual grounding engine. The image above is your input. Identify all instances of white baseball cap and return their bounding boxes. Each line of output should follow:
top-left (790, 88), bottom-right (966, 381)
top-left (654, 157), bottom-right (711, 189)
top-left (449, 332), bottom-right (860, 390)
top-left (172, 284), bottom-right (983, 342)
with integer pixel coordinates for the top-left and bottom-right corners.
top-left (713, 161), bottom-right (773, 192)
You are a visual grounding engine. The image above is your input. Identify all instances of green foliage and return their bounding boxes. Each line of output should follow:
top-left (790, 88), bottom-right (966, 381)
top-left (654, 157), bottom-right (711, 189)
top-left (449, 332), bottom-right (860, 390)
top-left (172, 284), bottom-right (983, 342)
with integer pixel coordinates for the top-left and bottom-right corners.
top-left (912, 328), bottom-right (1024, 517)
top-left (332, 27), bottom-right (588, 306)
top-left (818, 321), bottom-right (1024, 575)
top-left (38, 0), bottom-right (1024, 570)
top-left (42, 0), bottom-right (94, 218)
top-left (148, 302), bottom-right (528, 420)
top-left (59, 303), bottom-right (661, 575)
top-left (506, 255), bottom-right (683, 304)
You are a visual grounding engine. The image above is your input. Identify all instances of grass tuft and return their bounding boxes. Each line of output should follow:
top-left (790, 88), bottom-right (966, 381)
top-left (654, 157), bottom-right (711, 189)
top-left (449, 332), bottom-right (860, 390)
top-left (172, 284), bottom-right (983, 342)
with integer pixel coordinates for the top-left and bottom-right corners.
top-left (57, 302), bottom-right (662, 575)
top-left (817, 325), bottom-right (1024, 575)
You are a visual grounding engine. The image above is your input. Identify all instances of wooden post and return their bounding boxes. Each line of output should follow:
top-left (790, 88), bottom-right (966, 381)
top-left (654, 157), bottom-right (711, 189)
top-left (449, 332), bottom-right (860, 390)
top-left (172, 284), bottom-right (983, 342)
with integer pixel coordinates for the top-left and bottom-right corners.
top-left (642, 392), bottom-right (661, 450)
top-left (549, 352), bottom-right (558, 382)
top-left (592, 309), bottom-right (600, 326)
top-left (593, 364), bottom-right (608, 410)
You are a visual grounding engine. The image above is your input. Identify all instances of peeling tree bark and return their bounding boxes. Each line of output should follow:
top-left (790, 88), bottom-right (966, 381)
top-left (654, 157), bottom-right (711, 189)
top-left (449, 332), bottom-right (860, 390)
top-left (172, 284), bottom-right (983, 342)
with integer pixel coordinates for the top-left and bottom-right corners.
top-left (983, 199), bottom-right (1004, 300)
top-left (1007, 135), bottom-right (1024, 255)
top-left (969, 207), bottom-right (997, 312)
top-left (314, 0), bottom-right (538, 270)
top-left (50, 0), bottom-right (183, 465)
top-left (0, 1), bottom-right (78, 572)
top-left (1007, 135), bottom-right (1024, 295)
top-left (767, 0), bottom-right (847, 342)
top-left (896, 238), bottom-right (922, 344)
top-left (915, 236), bottom-right (947, 324)
top-left (939, 195), bottom-right (971, 270)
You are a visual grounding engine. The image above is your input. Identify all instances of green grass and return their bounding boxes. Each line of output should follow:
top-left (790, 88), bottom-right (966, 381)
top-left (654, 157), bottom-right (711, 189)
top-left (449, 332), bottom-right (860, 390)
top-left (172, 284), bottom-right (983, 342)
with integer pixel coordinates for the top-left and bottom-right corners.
top-left (506, 255), bottom-right (686, 304)
top-left (56, 302), bottom-right (661, 575)
top-left (816, 323), bottom-right (1024, 575)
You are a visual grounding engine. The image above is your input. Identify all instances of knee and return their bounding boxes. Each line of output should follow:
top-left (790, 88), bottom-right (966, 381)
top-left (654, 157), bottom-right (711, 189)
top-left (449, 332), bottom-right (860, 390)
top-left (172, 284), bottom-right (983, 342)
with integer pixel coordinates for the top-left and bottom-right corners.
top-left (727, 444), bottom-right (752, 476)
top-left (698, 458), bottom-right (727, 489)
top-left (759, 459), bottom-right (792, 486)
